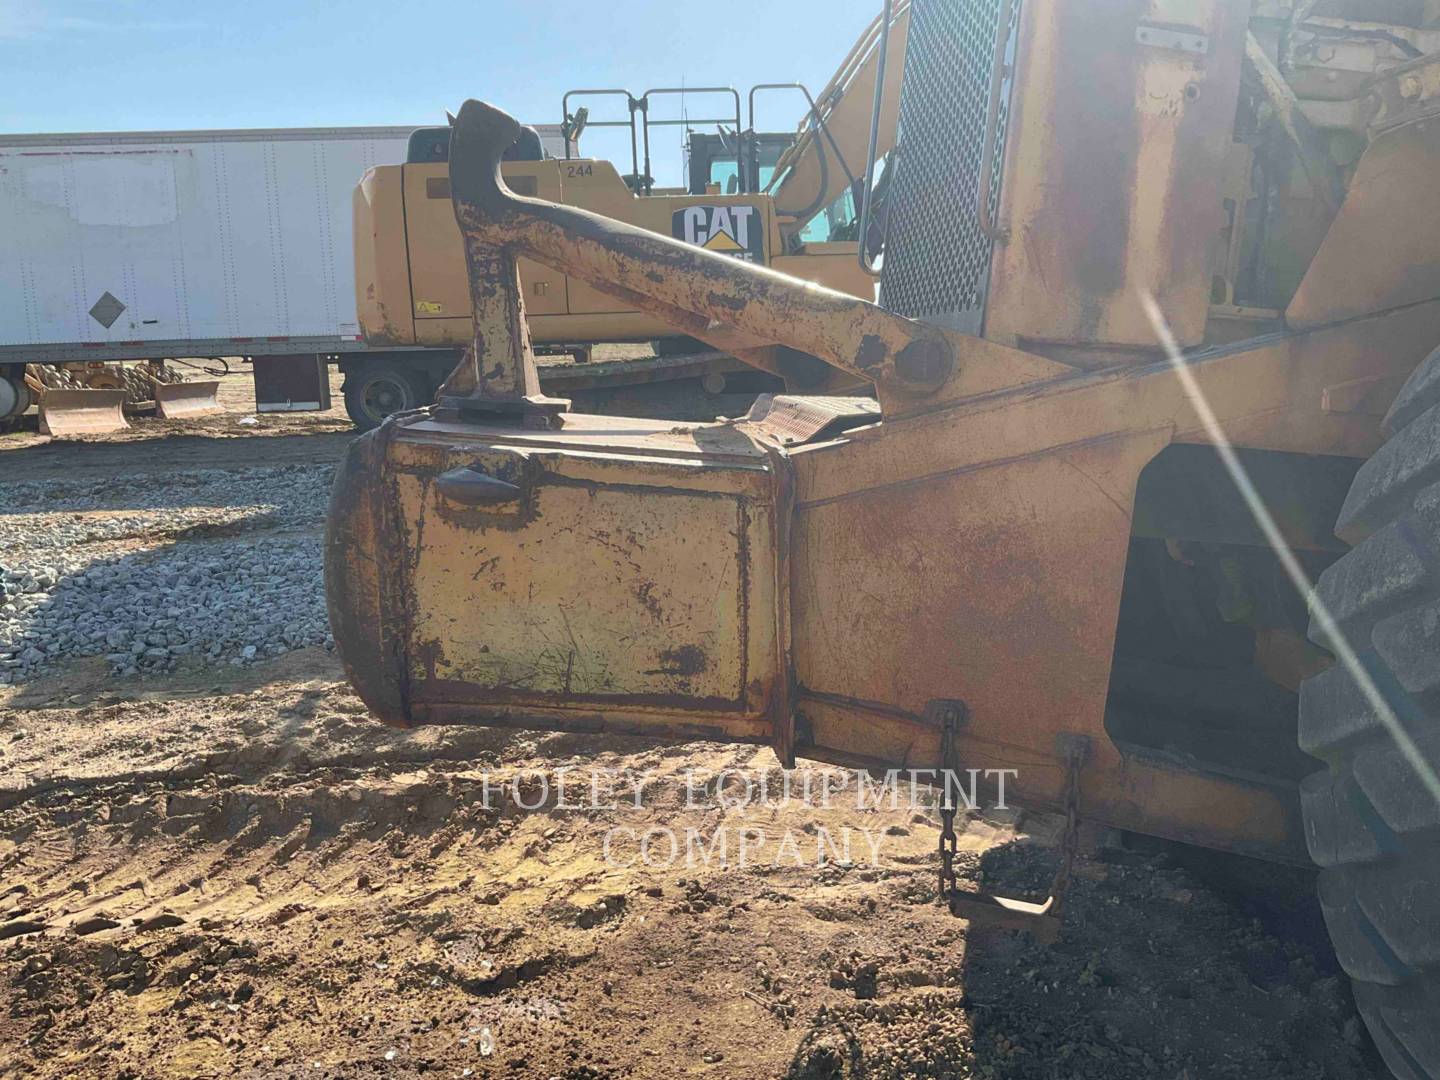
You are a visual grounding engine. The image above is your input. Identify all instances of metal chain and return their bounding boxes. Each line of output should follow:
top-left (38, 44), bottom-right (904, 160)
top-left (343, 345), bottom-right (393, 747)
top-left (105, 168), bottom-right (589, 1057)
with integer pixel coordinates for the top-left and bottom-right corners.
top-left (1046, 738), bottom-right (1088, 913)
top-left (936, 718), bottom-right (1089, 917)
top-left (937, 706), bottom-right (962, 903)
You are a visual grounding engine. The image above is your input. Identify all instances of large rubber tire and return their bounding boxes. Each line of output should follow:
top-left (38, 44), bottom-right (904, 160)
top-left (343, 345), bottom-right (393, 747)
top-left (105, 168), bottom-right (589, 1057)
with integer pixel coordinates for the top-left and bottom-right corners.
top-left (343, 363), bottom-right (428, 432)
top-left (1300, 344), bottom-right (1440, 1079)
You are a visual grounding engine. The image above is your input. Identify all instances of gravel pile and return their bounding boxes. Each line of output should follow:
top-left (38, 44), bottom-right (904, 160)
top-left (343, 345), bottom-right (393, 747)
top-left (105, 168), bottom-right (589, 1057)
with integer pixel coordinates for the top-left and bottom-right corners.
top-left (0, 464), bottom-right (334, 684)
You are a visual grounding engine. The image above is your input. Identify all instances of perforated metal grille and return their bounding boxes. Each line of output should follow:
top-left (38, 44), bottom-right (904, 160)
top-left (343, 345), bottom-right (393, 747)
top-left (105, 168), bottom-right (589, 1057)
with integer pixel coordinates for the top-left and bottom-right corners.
top-left (878, 0), bottom-right (1017, 332)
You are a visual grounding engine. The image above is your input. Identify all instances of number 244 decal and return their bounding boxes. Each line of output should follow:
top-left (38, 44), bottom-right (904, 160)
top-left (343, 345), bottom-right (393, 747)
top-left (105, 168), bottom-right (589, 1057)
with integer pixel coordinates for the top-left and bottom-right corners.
top-left (565, 164), bottom-right (593, 177)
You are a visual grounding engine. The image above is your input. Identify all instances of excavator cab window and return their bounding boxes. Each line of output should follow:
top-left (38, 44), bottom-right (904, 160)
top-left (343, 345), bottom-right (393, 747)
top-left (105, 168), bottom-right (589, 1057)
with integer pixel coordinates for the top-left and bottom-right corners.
top-left (688, 128), bottom-right (858, 243)
top-left (708, 159), bottom-right (777, 196)
top-left (798, 188), bottom-right (858, 244)
top-left (686, 131), bottom-right (794, 197)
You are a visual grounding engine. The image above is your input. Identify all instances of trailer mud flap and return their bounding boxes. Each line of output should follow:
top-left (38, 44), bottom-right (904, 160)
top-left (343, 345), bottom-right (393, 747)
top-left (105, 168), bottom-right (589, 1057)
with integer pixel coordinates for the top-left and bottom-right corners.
top-left (154, 380), bottom-right (223, 419)
top-left (38, 388), bottom-right (129, 437)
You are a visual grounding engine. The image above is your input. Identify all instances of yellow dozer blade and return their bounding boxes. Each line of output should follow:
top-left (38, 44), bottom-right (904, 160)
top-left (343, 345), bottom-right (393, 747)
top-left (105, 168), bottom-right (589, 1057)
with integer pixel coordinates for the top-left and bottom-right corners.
top-left (154, 380), bottom-right (223, 419)
top-left (37, 388), bottom-right (130, 437)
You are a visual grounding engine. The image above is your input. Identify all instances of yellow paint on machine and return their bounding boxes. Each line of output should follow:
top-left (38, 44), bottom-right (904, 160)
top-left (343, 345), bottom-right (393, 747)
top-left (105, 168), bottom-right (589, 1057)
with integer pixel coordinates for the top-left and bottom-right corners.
top-left (356, 155), bottom-right (874, 349)
top-left (328, 5), bottom-right (1440, 873)
top-left (401, 475), bottom-right (747, 700)
top-left (372, 420), bottom-right (784, 733)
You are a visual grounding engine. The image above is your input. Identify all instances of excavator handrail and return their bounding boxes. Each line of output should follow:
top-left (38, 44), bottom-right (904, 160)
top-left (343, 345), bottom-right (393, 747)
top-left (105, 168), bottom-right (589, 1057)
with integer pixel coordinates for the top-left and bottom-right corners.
top-left (767, 0), bottom-right (910, 245)
top-left (638, 87), bottom-right (742, 194)
top-left (561, 88), bottom-right (642, 182)
top-left (856, 0), bottom-right (896, 277)
top-left (561, 86), bottom-right (744, 195)
top-left (975, 0), bottom-right (1018, 243)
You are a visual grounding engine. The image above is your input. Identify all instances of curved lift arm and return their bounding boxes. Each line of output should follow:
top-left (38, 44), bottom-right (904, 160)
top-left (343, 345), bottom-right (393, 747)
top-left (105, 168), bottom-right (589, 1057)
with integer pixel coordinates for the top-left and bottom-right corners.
top-left (442, 99), bottom-right (1067, 421)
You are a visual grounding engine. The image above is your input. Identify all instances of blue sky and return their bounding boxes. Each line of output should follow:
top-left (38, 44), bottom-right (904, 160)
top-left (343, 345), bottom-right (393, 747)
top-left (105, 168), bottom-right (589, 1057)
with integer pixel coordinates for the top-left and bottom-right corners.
top-left (2, 0), bottom-right (881, 185)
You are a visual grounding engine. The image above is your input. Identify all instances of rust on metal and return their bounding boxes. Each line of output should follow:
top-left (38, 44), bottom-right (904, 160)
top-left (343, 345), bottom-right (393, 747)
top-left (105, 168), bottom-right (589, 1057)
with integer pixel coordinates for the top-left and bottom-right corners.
top-left (982, 0), bottom-right (1249, 351)
top-left (324, 417), bottom-right (414, 728)
top-left (1286, 117), bottom-right (1440, 329)
top-left (445, 99), bottom-right (961, 403)
top-left (764, 439), bottom-right (798, 768)
top-left (940, 727), bottom-right (1087, 942)
top-left (738, 395), bottom-right (880, 446)
top-left (326, 14), bottom-right (1440, 876)
top-left (440, 104), bottom-right (569, 426)
top-left (442, 100), bottom-right (1068, 415)
top-left (324, 296), bottom-right (1440, 859)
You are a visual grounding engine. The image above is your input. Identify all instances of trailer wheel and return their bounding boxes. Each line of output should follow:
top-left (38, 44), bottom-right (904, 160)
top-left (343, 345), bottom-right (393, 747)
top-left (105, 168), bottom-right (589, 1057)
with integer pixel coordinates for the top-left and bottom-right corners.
top-left (1299, 343), bottom-right (1440, 1079)
top-left (343, 362), bottom-right (428, 431)
top-left (0, 367), bottom-right (32, 424)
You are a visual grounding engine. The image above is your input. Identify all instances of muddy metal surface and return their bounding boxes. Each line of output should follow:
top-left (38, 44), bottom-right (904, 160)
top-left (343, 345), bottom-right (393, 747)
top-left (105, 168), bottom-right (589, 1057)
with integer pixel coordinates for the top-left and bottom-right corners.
top-left (0, 386), bottom-right (1385, 1079)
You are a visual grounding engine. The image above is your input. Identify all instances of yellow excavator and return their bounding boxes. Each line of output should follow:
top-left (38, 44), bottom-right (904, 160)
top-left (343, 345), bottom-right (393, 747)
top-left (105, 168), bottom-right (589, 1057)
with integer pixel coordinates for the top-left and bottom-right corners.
top-left (344, 4), bottom-right (909, 428)
top-left (327, 1), bottom-right (1440, 1074)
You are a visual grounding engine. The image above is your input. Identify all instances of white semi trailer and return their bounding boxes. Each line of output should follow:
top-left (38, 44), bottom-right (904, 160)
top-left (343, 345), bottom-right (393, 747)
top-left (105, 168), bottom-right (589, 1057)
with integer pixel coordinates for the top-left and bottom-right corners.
top-left (0, 123), bottom-right (565, 428)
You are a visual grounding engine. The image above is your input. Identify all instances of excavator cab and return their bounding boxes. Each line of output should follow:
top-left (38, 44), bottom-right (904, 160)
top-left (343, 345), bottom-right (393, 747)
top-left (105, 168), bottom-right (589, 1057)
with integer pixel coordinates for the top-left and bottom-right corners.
top-left (328, 2), bottom-right (1440, 1072)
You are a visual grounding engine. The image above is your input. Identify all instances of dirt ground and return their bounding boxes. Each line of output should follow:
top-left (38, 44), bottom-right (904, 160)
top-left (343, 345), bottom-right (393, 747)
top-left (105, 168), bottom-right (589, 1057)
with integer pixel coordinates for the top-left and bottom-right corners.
top-left (0, 375), bottom-right (1386, 1079)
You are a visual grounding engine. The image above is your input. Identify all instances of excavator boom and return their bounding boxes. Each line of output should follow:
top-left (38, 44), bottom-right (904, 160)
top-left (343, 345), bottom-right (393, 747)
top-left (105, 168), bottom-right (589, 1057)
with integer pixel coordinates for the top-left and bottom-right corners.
top-left (767, 2), bottom-right (909, 241)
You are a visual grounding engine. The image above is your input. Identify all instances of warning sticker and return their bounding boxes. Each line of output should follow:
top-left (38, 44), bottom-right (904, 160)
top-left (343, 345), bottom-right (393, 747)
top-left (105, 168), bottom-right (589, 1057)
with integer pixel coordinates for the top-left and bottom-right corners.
top-left (415, 300), bottom-right (444, 315)
top-left (672, 205), bottom-right (764, 263)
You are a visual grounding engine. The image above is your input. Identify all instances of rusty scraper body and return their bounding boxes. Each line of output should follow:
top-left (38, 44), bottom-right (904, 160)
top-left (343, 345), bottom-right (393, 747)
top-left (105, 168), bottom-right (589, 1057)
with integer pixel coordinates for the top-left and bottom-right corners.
top-left (332, 94), bottom-right (1430, 942)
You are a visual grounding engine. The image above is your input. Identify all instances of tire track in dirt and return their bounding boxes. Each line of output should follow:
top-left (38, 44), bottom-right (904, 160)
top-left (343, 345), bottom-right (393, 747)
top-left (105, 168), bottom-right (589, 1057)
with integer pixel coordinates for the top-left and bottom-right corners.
top-left (0, 672), bottom-right (1384, 1079)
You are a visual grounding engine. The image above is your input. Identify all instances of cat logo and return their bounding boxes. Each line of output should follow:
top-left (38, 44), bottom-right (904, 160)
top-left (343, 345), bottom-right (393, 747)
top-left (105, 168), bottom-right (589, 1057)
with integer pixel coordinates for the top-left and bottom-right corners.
top-left (672, 204), bottom-right (764, 263)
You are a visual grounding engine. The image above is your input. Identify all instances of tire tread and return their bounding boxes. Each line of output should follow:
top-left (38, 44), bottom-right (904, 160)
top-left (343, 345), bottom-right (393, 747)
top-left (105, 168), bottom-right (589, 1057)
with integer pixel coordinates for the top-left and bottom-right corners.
top-left (1302, 348), bottom-right (1440, 1079)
